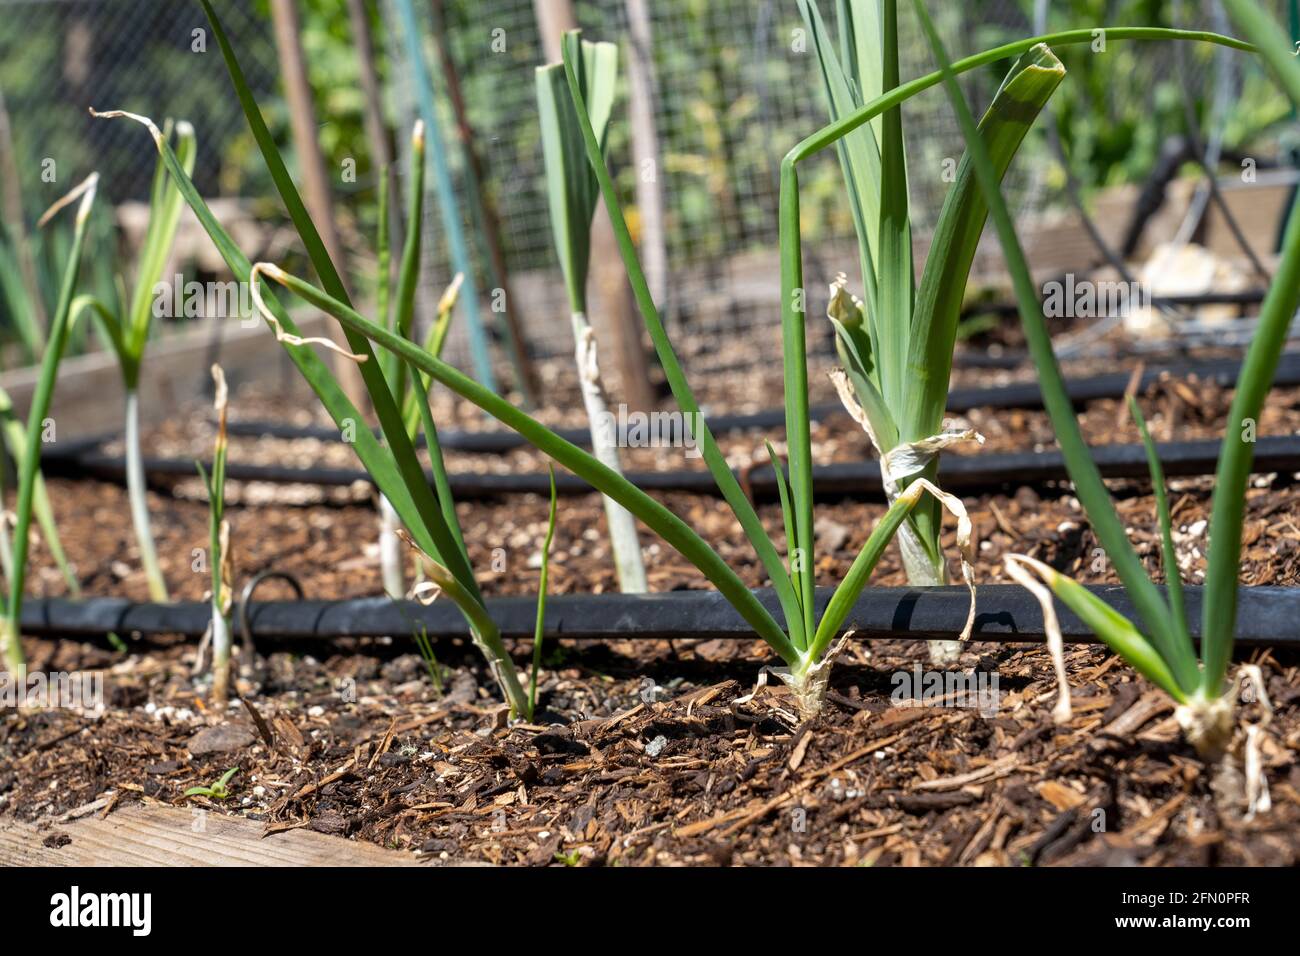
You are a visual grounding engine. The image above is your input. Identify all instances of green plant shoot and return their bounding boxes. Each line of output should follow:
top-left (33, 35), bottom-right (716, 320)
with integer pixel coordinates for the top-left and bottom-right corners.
top-left (537, 40), bottom-right (647, 594)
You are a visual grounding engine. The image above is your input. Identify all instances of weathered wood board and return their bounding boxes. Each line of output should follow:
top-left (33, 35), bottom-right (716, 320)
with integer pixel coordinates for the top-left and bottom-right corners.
top-left (0, 804), bottom-right (419, 867)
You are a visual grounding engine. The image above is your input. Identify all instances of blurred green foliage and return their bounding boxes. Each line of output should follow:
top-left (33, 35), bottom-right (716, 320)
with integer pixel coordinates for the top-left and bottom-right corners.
top-left (999, 0), bottom-right (1292, 191)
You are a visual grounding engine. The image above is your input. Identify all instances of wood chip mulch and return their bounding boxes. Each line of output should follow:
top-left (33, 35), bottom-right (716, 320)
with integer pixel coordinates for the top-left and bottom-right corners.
top-left (3, 633), bottom-right (1297, 866)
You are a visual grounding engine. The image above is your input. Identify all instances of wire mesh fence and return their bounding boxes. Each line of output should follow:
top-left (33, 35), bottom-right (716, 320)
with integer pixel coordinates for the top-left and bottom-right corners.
top-left (0, 0), bottom-right (1288, 401)
top-left (390, 0), bottom-right (1259, 385)
top-left (386, 0), bottom-right (1062, 383)
top-left (0, 0), bottom-right (278, 205)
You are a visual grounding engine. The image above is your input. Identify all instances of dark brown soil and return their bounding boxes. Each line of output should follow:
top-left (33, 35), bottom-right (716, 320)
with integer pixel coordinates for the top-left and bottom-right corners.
top-left (5, 361), bottom-right (1299, 866)
top-left (3, 632), bottom-right (1297, 866)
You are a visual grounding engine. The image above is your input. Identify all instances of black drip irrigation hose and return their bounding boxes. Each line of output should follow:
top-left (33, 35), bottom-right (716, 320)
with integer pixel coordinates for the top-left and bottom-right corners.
top-left (18, 585), bottom-right (1300, 648)
top-left (40, 434), bottom-right (1300, 503)
top-left (219, 351), bottom-right (1300, 455)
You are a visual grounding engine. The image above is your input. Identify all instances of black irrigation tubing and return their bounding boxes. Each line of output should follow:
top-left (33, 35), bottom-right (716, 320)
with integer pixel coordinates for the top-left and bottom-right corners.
top-left (219, 351), bottom-right (1300, 455)
top-left (17, 584), bottom-right (1300, 648)
top-left (40, 434), bottom-right (1300, 503)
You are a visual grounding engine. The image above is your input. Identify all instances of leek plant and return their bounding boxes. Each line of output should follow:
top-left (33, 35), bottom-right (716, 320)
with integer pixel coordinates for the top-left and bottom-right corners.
top-left (537, 39), bottom-right (647, 594)
top-left (70, 120), bottom-right (197, 603)
top-left (0, 173), bottom-right (98, 675)
top-left (196, 364), bottom-right (232, 704)
top-left (798, 0), bottom-right (1064, 664)
top-left (911, 0), bottom-right (1284, 776)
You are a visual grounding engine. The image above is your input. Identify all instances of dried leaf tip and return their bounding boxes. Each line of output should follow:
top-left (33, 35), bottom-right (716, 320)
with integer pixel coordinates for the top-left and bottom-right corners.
top-left (211, 364), bottom-right (228, 414)
top-left (88, 107), bottom-right (165, 148)
top-left (248, 262), bottom-right (369, 363)
top-left (250, 261), bottom-right (288, 284)
top-left (211, 363), bottom-right (229, 451)
top-left (412, 120), bottom-right (426, 150)
top-left (1003, 554), bottom-right (1073, 724)
top-left (74, 173), bottom-right (99, 226)
top-left (438, 272), bottom-right (465, 315)
top-left (902, 478), bottom-right (978, 641)
top-left (37, 172), bottom-right (99, 229)
top-left (394, 528), bottom-right (453, 603)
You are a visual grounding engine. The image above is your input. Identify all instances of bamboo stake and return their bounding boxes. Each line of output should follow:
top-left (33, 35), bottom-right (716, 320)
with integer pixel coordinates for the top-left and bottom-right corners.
top-left (267, 0), bottom-right (367, 408)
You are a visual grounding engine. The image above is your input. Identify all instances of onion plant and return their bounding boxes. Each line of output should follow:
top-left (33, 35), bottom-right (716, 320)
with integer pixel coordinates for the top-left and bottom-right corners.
top-left (911, 0), bottom-right (1283, 772)
top-left (70, 120), bottom-right (197, 603)
top-left (97, 0), bottom-right (539, 718)
top-left (372, 120), bottom-right (455, 600)
top-left (0, 173), bottom-right (98, 675)
top-left (100, 9), bottom-right (1250, 718)
top-left (755, 17), bottom-right (1246, 703)
top-left (536, 38), bottom-right (647, 594)
top-left (196, 364), bottom-right (232, 703)
top-left (155, 28), bottom-right (977, 719)
top-left (106, 114), bottom-right (531, 717)
top-left (798, 0), bottom-right (1066, 664)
